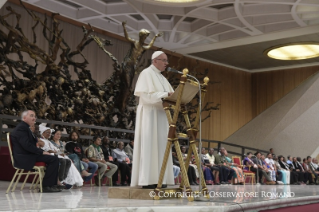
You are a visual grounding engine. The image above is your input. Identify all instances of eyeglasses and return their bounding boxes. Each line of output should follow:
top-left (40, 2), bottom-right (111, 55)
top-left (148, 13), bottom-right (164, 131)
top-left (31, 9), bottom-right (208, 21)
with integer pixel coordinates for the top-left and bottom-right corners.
top-left (156, 59), bottom-right (169, 63)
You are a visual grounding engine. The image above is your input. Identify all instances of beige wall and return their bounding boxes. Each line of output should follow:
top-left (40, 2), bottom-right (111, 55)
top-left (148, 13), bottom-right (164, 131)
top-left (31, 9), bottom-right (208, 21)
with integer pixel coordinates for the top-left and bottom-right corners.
top-left (225, 71), bottom-right (319, 157)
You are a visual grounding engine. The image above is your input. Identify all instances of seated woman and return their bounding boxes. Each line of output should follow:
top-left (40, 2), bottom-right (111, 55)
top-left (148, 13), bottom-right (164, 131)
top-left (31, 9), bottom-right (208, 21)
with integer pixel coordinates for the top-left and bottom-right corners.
top-left (51, 130), bottom-right (91, 179)
top-left (112, 142), bottom-right (131, 186)
top-left (39, 125), bottom-right (83, 188)
top-left (224, 150), bottom-right (244, 185)
top-left (278, 155), bottom-right (298, 185)
top-left (200, 148), bottom-right (215, 185)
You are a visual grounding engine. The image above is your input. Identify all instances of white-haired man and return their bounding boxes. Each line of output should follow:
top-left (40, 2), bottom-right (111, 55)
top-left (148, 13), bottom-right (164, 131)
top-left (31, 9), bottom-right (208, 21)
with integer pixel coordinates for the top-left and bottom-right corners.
top-left (131, 51), bottom-right (175, 189)
top-left (11, 110), bottom-right (60, 192)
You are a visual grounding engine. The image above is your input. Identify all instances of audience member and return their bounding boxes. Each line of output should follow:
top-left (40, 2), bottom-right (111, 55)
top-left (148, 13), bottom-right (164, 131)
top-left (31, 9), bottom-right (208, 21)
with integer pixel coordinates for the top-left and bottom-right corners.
top-left (87, 136), bottom-right (118, 186)
top-left (181, 146), bottom-right (199, 179)
top-left (273, 155), bottom-right (287, 184)
top-left (278, 155), bottom-right (299, 185)
top-left (11, 110), bottom-right (60, 192)
top-left (262, 154), bottom-right (276, 183)
top-left (312, 158), bottom-right (319, 171)
top-left (307, 156), bottom-right (319, 184)
top-left (205, 148), bottom-right (220, 185)
top-left (100, 137), bottom-right (121, 186)
top-left (113, 142), bottom-right (131, 186)
top-left (65, 131), bottom-right (97, 182)
top-left (286, 155), bottom-right (292, 165)
top-left (200, 148), bottom-right (215, 185)
top-left (124, 139), bottom-right (134, 161)
top-left (214, 147), bottom-right (234, 184)
top-left (224, 150), bottom-right (244, 185)
top-left (265, 153), bottom-right (283, 184)
top-left (172, 151), bottom-right (197, 185)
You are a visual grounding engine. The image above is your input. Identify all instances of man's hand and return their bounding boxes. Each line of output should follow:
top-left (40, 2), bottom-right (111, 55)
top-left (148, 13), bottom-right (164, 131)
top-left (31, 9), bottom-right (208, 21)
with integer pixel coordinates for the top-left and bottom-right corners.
top-left (37, 139), bottom-right (45, 148)
top-left (82, 158), bottom-right (89, 163)
top-left (122, 21), bottom-right (127, 26)
top-left (43, 151), bottom-right (50, 155)
top-left (101, 159), bottom-right (106, 164)
top-left (168, 92), bottom-right (174, 96)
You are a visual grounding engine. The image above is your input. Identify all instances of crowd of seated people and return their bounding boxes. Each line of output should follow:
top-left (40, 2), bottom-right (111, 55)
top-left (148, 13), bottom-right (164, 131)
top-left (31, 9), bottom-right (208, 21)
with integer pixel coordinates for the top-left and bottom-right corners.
top-left (243, 149), bottom-right (319, 185)
top-left (171, 145), bottom-right (319, 186)
top-left (11, 110), bottom-right (135, 192)
top-left (11, 110), bottom-right (319, 192)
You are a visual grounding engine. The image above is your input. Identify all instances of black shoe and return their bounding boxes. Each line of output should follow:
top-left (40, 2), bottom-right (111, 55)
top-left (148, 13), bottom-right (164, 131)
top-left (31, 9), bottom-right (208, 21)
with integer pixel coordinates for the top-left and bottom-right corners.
top-left (42, 186), bottom-right (55, 193)
top-left (220, 181), bottom-right (226, 184)
top-left (162, 184), bottom-right (167, 188)
top-left (121, 182), bottom-right (128, 186)
top-left (193, 181), bottom-right (199, 185)
top-left (64, 184), bottom-right (73, 189)
top-left (42, 186), bottom-right (61, 193)
top-left (214, 182), bottom-right (221, 185)
top-left (113, 183), bottom-right (121, 186)
top-left (57, 184), bottom-right (66, 189)
top-left (225, 181), bottom-right (231, 184)
top-left (142, 185), bottom-right (156, 189)
top-left (190, 182), bottom-right (195, 185)
top-left (52, 185), bottom-right (63, 192)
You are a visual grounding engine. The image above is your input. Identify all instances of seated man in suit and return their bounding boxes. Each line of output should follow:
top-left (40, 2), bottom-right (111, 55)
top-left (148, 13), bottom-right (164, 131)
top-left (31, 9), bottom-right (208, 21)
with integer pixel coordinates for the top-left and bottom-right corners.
top-left (11, 110), bottom-right (60, 192)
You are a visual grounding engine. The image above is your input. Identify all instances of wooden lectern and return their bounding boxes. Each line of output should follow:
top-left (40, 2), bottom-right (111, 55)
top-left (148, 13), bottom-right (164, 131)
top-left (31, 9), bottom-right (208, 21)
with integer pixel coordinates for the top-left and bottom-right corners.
top-left (154, 68), bottom-right (210, 201)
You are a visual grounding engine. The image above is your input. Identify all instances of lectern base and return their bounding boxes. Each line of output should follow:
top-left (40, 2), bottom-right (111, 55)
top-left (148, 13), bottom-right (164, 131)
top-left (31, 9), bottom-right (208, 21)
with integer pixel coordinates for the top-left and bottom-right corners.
top-left (108, 187), bottom-right (183, 200)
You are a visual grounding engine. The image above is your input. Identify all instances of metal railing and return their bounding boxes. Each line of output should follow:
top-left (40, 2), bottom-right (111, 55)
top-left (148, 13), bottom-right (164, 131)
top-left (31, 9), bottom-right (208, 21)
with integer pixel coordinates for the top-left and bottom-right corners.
top-left (0, 114), bottom-right (134, 146)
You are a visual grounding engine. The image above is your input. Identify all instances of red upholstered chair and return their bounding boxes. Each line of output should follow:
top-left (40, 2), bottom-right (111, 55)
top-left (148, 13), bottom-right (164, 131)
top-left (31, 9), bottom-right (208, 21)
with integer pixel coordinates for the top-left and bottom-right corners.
top-left (6, 133), bottom-right (46, 193)
top-left (232, 156), bottom-right (255, 185)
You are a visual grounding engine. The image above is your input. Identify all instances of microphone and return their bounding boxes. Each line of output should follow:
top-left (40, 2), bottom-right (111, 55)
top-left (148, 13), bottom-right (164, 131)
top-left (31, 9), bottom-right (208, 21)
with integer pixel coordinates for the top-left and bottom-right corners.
top-left (167, 67), bottom-right (183, 75)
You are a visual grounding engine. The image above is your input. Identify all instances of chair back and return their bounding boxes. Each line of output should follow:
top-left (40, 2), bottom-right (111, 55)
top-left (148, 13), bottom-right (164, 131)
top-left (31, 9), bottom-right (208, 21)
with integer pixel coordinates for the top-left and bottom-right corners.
top-left (6, 133), bottom-right (15, 167)
top-left (232, 156), bottom-right (242, 166)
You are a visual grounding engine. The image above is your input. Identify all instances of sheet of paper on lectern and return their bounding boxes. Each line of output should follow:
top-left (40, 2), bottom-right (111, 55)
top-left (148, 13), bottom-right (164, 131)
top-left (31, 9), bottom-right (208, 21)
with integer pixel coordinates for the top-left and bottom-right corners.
top-left (164, 81), bottom-right (199, 104)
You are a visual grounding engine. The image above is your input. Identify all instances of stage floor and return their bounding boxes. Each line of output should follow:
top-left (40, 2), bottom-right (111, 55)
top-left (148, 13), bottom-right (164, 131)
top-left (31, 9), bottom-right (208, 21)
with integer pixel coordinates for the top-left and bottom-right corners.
top-left (1, 181), bottom-right (319, 212)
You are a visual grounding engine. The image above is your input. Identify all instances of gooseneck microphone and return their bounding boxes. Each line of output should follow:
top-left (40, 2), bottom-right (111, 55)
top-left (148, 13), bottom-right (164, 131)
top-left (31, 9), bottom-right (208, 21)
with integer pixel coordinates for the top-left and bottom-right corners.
top-left (167, 67), bottom-right (183, 75)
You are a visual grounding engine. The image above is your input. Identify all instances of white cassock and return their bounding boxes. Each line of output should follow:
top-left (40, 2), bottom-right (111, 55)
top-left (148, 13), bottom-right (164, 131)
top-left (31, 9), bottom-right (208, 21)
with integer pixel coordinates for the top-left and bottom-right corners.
top-left (131, 64), bottom-right (175, 186)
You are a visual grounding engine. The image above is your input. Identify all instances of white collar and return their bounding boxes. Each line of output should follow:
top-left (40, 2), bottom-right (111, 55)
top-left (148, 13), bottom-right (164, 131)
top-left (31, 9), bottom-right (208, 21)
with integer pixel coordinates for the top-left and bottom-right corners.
top-left (151, 64), bottom-right (161, 74)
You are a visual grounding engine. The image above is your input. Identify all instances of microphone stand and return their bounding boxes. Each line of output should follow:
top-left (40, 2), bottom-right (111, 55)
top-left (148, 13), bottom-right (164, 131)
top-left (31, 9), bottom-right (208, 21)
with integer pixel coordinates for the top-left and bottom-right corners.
top-left (186, 74), bottom-right (203, 195)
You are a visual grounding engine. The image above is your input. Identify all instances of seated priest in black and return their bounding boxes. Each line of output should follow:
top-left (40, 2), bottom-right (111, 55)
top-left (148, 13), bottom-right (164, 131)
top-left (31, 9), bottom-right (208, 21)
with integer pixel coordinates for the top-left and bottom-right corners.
top-left (11, 110), bottom-right (60, 192)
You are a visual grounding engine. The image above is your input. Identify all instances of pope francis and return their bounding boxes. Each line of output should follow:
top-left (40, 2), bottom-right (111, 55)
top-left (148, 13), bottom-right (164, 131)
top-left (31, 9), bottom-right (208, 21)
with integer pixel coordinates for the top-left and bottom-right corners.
top-left (131, 51), bottom-right (175, 189)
